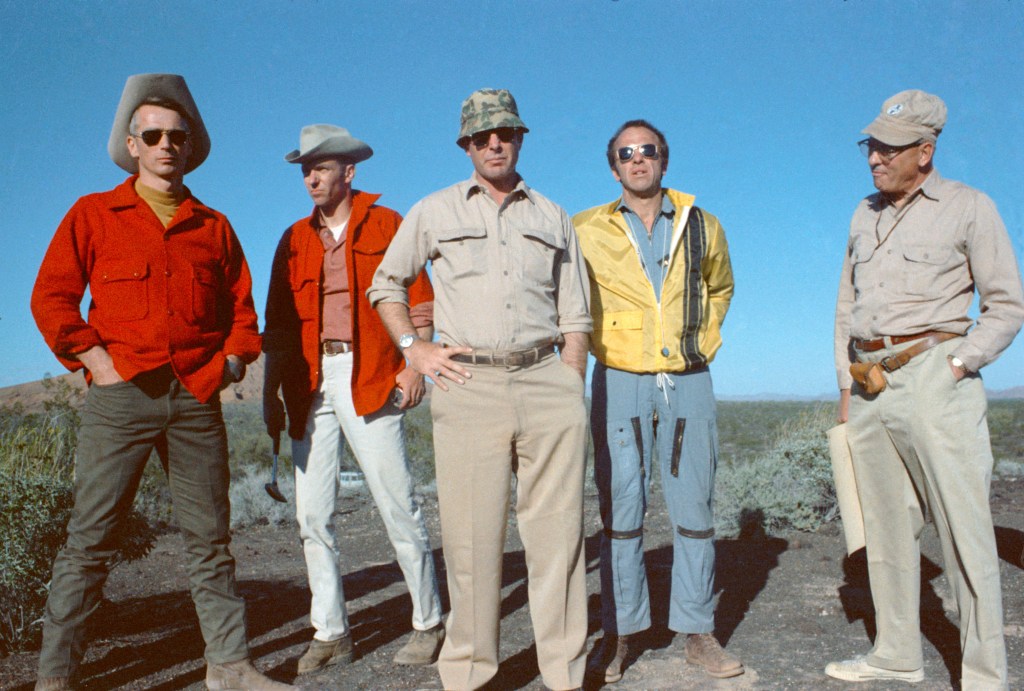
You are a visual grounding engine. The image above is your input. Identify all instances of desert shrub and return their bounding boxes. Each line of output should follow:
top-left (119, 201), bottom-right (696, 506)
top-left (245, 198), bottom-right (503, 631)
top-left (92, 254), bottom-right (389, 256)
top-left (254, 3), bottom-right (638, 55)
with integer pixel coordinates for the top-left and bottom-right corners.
top-left (228, 467), bottom-right (296, 528)
top-left (715, 405), bottom-right (837, 537)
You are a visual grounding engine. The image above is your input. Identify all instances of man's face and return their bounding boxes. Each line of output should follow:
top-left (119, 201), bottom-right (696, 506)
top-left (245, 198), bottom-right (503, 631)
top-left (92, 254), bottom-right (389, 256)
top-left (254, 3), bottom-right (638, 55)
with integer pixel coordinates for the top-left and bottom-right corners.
top-left (611, 126), bottom-right (666, 198)
top-left (302, 158), bottom-right (354, 210)
top-left (465, 127), bottom-right (521, 187)
top-left (125, 105), bottom-right (191, 184)
top-left (867, 139), bottom-right (933, 203)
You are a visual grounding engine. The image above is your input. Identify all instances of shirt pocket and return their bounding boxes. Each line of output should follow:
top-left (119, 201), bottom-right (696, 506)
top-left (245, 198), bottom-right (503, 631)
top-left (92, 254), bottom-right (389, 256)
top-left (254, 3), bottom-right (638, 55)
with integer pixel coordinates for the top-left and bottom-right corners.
top-left (518, 227), bottom-right (566, 289)
top-left (902, 244), bottom-right (954, 296)
top-left (94, 260), bottom-right (149, 322)
top-left (191, 265), bottom-right (221, 325)
top-left (435, 226), bottom-right (488, 280)
top-left (288, 275), bottom-right (320, 322)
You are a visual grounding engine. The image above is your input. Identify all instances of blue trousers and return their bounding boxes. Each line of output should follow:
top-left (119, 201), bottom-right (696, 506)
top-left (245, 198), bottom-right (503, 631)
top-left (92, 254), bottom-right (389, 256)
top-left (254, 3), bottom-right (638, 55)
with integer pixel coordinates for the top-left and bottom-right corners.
top-left (592, 363), bottom-right (718, 636)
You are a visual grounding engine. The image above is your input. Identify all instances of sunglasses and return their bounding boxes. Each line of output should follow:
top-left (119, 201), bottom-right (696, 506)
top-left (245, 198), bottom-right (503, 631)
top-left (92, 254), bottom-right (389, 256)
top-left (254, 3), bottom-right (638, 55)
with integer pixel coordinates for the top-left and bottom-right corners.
top-left (470, 127), bottom-right (519, 149)
top-left (616, 144), bottom-right (660, 163)
top-left (132, 129), bottom-right (190, 147)
top-left (857, 138), bottom-right (921, 163)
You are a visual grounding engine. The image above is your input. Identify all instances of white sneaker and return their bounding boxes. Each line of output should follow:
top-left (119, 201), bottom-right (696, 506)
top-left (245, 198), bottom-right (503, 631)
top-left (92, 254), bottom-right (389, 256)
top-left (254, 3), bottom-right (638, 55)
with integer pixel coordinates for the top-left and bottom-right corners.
top-left (825, 655), bottom-right (924, 683)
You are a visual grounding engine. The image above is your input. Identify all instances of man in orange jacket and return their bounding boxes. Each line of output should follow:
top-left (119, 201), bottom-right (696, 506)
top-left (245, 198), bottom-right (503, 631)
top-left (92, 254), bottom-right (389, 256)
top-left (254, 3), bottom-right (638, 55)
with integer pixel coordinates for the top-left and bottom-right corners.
top-left (263, 124), bottom-right (444, 673)
top-left (30, 74), bottom-right (289, 691)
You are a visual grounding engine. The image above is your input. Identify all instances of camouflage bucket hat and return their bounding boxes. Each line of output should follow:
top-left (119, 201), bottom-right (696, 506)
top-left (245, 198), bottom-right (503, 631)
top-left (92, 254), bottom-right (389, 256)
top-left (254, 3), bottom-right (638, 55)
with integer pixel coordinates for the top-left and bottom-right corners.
top-left (457, 88), bottom-right (529, 146)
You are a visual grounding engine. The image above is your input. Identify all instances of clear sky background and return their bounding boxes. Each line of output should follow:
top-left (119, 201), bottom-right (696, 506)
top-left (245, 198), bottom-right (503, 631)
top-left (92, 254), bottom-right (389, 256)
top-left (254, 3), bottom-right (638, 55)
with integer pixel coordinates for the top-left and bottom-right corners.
top-left (1, 0), bottom-right (1021, 397)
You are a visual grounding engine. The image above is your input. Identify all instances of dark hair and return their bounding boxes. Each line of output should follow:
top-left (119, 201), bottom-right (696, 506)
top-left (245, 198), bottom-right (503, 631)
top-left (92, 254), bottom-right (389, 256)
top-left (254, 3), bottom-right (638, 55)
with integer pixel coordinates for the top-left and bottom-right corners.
top-left (129, 97), bottom-right (192, 134)
top-left (605, 119), bottom-right (669, 169)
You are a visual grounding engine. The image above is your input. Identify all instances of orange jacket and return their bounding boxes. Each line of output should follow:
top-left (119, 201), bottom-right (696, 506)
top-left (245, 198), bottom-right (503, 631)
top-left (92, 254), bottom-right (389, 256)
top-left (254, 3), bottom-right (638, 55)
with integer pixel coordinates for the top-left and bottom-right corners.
top-left (31, 176), bottom-right (262, 404)
top-left (264, 190), bottom-right (433, 438)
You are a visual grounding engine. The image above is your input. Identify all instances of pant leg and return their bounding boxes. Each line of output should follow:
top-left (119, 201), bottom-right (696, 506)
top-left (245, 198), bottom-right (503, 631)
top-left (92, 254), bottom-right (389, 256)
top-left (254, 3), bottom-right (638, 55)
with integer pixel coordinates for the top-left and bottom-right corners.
top-left (657, 369), bottom-right (717, 634)
top-left (512, 356), bottom-right (588, 690)
top-left (37, 381), bottom-right (159, 679)
top-left (330, 352), bottom-right (442, 631)
top-left (592, 364), bottom-right (654, 637)
top-left (162, 378), bottom-right (249, 664)
top-left (431, 364), bottom-right (515, 690)
top-left (292, 355), bottom-right (348, 641)
top-left (900, 340), bottom-right (1006, 689)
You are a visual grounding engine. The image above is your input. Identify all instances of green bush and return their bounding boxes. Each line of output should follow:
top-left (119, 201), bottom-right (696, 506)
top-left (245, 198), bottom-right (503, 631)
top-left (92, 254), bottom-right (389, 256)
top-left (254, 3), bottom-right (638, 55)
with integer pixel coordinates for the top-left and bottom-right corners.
top-left (715, 405), bottom-right (837, 536)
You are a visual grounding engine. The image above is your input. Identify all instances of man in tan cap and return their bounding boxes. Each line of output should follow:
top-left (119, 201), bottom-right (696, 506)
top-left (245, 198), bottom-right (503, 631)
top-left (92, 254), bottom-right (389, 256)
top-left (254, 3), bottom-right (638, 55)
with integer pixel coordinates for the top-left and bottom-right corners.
top-left (30, 74), bottom-right (291, 690)
top-left (263, 124), bottom-right (444, 673)
top-left (368, 88), bottom-right (592, 690)
top-left (830, 89), bottom-right (1024, 687)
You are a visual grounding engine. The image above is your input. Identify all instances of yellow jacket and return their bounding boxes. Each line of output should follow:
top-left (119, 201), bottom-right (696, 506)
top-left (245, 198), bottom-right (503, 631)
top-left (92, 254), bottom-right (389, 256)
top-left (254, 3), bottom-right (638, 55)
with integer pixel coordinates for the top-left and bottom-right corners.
top-left (572, 188), bottom-right (733, 373)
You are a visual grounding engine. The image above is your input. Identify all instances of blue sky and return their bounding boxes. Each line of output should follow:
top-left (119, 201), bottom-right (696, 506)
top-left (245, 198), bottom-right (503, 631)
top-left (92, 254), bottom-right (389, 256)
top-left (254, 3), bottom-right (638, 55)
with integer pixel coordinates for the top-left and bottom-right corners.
top-left (1, 0), bottom-right (1021, 397)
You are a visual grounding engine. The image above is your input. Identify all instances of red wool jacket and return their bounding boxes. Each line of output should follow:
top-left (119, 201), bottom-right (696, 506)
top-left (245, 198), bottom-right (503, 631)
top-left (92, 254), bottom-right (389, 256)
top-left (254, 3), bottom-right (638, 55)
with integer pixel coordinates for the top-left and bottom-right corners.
top-left (31, 176), bottom-right (262, 403)
top-left (263, 190), bottom-right (433, 438)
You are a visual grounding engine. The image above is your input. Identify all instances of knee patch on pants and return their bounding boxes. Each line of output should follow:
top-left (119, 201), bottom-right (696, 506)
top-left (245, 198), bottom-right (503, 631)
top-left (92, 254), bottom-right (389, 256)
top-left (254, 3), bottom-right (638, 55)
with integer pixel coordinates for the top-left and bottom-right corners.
top-left (676, 524), bottom-right (714, 539)
top-left (605, 526), bottom-right (643, 540)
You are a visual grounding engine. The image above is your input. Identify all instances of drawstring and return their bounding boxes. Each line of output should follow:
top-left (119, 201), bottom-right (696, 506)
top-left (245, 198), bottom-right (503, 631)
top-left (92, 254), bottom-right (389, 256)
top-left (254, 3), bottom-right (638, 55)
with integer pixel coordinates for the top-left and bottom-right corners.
top-left (656, 372), bottom-right (675, 407)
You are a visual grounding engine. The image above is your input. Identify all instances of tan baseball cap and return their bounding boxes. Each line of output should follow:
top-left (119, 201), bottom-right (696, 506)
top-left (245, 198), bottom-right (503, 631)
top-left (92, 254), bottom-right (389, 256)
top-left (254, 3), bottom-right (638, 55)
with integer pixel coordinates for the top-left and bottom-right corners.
top-left (456, 88), bottom-right (529, 146)
top-left (862, 89), bottom-right (947, 146)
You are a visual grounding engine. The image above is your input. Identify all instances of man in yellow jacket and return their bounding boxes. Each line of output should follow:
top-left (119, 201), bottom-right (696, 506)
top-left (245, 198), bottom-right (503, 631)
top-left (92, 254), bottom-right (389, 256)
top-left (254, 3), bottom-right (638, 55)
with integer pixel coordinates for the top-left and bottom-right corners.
top-left (573, 119), bottom-right (739, 684)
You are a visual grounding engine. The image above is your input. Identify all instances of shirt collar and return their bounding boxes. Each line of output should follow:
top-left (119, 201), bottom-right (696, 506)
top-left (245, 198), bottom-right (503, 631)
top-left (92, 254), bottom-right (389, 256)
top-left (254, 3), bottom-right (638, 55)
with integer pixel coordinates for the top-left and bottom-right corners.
top-left (464, 174), bottom-right (533, 204)
top-left (615, 191), bottom-right (675, 217)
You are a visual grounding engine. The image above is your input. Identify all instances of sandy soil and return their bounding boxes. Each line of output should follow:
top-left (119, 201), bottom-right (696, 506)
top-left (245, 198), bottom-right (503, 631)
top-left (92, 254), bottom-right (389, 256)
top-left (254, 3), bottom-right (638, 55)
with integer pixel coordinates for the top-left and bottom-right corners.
top-left (3, 479), bottom-right (1023, 690)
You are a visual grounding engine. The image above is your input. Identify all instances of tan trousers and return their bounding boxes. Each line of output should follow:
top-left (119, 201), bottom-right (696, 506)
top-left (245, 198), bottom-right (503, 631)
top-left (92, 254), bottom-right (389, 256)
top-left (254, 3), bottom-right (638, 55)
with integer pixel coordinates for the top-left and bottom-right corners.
top-left (431, 354), bottom-right (588, 690)
top-left (848, 337), bottom-right (1007, 690)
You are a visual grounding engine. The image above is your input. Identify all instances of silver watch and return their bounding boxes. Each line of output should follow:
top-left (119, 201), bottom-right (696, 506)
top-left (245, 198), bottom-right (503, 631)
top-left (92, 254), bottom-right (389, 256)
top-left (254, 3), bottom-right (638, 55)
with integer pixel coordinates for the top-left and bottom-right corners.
top-left (398, 333), bottom-right (418, 350)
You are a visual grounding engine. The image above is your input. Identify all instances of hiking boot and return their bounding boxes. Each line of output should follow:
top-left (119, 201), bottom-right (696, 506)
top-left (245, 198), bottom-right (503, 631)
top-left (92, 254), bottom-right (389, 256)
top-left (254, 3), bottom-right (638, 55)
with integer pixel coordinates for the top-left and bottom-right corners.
top-left (597, 634), bottom-right (630, 683)
top-left (296, 635), bottom-right (354, 674)
top-left (34, 678), bottom-right (73, 691)
top-left (205, 658), bottom-right (295, 690)
top-left (825, 655), bottom-right (924, 683)
top-left (684, 633), bottom-right (744, 679)
top-left (393, 622), bottom-right (445, 665)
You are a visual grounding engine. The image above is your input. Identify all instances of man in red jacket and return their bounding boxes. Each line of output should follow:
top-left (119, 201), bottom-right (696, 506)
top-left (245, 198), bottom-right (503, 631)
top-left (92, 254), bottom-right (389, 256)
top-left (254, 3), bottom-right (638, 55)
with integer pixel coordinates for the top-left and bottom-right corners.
top-left (30, 74), bottom-right (289, 690)
top-left (263, 124), bottom-right (444, 673)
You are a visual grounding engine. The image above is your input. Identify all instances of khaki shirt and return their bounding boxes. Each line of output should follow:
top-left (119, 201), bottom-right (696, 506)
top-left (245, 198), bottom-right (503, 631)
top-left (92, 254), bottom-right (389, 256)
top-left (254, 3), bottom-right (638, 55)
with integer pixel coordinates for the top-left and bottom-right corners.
top-left (834, 170), bottom-right (1024, 388)
top-left (368, 175), bottom-right (592, 350)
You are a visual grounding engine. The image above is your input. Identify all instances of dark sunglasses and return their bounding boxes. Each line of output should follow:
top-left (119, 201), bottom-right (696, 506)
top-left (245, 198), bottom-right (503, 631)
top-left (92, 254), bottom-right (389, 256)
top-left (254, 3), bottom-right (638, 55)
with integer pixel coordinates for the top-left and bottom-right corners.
top-left (470, 127), bottom-right (519, 148)
top-left (616, 144), bottom-right (660, 162)
top-left (133, 129), bottom-right (190, 147)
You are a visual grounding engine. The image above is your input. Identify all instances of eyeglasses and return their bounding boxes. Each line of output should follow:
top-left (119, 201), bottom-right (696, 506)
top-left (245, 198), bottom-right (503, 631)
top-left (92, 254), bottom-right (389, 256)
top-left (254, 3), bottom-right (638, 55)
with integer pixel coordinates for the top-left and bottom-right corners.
top-left (857, 138), bottom-right (921, 163)
top-left (470, 127), bottom-right (519, 149)
top-left (132, 129), bottom-right (190, 147)
top-left (616, 144), bottom-right (660, 163)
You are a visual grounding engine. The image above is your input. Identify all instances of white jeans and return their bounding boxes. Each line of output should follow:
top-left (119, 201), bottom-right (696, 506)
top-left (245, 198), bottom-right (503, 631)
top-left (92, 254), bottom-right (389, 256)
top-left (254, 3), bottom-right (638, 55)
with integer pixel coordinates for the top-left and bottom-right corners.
top-left (292, 351), bottom-right (441, 641)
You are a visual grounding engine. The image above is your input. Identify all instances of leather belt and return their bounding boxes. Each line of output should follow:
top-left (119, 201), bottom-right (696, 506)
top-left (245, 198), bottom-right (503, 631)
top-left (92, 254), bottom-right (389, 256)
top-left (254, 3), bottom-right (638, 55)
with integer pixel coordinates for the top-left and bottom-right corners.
top-left (450, 344), bottom-right (555, 367)
top-left (321, 340), bottom-right (353, 355)
top-left (853, 330), bottom-right (951, 353)
top-left (861, 332), bottom-right (959, 373)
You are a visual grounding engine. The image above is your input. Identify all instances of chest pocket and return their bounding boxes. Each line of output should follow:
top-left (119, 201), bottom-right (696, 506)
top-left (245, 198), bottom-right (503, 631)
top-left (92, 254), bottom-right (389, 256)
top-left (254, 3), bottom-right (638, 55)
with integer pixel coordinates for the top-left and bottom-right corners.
top-left (191, 265), bottom-right (221, 325)
top-left (902, 244), bottom-right (954, 296)
top-left (94, 260), bottom-right (149, 322)
top-left (289, 274), bottom-right (319, 321)
top-left (435, 226), bottom-right (488, 280)
top-left (518, 227), bottom-right (565, 288)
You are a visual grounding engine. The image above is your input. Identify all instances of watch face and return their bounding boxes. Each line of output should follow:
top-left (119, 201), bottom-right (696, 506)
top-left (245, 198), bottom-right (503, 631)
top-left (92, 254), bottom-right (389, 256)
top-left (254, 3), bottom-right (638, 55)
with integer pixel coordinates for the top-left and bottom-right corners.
top-left (399, 334), bottom-right (416, 349)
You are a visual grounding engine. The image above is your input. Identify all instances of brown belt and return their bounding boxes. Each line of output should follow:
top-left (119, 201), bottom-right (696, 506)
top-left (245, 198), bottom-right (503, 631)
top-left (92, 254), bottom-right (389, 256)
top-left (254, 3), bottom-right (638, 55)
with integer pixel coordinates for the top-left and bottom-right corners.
top-left (322, 340), bottom-right (353, 355)
top-left (858, 332), bottom-right (958, 373)
top-left (450, 344), bottom-right (555, 367)
top-left (853, 330), bottom-right (951, 353)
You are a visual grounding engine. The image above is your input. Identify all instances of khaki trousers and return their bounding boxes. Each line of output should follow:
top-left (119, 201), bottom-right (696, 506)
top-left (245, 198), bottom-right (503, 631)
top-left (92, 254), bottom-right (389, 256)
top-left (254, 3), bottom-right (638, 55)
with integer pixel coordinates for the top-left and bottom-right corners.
top-left (848, 337), bottom-right (1007, 690)
top-left (431, 354), bottom-right (588, 690)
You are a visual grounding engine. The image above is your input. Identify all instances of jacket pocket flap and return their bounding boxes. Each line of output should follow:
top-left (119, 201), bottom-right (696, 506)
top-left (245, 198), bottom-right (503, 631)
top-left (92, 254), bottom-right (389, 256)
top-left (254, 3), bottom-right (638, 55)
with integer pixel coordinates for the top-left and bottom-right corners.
top-left (599, 310), bottom-right (643, 331)
top-left (437, 226), bottom-right (487, 243)
top-left (519, 227), bottom-right (566, 250)
top-left (903, 244), bottom-right (951, 265)
top-left (98, 261), bottom-right (148, 283)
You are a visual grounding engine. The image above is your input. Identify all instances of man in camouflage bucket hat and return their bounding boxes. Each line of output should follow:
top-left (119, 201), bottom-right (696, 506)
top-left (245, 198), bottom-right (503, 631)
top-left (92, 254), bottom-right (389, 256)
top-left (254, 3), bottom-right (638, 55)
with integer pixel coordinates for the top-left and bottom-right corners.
top-left (369, 88), bottom-right (592, 690)
top-left (829, 89), bottom-right (1023, 687)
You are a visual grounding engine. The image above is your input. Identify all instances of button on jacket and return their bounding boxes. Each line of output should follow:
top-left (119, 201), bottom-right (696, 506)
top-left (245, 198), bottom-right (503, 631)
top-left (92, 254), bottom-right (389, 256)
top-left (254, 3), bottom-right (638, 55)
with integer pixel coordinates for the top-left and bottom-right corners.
top-left (263, 190), bottom-right (433, 438)
top-left (834, 170), bottom-right (1024, 388)
top-left (368, 176), bottom-right (592, 348)
top-left (31, 176), bottom-right (261, 403)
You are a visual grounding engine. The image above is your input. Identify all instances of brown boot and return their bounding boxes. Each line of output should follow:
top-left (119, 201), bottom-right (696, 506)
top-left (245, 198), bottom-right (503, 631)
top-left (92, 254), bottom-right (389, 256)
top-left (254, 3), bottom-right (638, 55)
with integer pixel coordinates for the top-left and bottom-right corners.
top-left (34, 678), bottom-right (74, 691)
top-left (205, 658), bottom-right (296, 690)
top-left (684, 633), bottom-right (743, 679)
top-left (296, 635), bottom-right (354, 674)
top-left (393, 623), bottom-right (445, 665)
top-left (598, 635), bottom-right (630, 683)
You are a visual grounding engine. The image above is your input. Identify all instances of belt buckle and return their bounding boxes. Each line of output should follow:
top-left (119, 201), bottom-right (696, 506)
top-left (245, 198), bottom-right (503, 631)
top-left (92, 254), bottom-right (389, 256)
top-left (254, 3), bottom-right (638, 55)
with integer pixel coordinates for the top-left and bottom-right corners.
top-left (507, 352), bottom-right (526, 366)
top-left (879, 355), bottom-right (900, 373)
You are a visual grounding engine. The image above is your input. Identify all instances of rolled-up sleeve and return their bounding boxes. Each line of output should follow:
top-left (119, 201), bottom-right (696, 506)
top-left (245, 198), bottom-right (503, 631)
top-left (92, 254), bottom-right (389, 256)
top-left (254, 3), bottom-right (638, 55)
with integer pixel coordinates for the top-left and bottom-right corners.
top-left (368, 201), bottom-right (429, 308)
top-left (554, 209), bottom-right (593, 334)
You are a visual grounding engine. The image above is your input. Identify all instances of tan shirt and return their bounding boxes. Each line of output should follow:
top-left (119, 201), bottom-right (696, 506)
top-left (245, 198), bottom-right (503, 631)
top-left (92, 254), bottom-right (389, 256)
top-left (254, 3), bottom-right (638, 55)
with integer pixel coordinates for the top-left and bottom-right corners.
top-left (834, 170), bottom-right (1024, 388)
top-left (368, 175), bottom-right (592, 350)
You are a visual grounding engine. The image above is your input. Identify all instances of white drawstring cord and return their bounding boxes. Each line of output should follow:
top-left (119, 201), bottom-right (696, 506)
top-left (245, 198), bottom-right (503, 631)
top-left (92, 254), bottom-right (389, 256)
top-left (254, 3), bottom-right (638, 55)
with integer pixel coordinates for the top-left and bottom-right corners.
top-left (656, 372), bottom-right (675, 407)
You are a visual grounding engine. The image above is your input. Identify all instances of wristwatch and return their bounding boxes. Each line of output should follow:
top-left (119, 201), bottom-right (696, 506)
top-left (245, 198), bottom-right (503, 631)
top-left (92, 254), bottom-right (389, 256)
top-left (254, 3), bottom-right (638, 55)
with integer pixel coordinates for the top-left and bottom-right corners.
top-left (948, 355), bottom-right (968, 374)
top-left (398, 333), bottom-right (418, 350)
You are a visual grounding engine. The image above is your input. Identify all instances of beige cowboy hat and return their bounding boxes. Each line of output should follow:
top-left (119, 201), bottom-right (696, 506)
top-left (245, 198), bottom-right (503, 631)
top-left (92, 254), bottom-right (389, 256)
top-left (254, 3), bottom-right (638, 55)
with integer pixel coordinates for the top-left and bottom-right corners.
top-left (108, 73), bottom-right (210, 174)
top-left (284, 124), bottom-right (373, 164)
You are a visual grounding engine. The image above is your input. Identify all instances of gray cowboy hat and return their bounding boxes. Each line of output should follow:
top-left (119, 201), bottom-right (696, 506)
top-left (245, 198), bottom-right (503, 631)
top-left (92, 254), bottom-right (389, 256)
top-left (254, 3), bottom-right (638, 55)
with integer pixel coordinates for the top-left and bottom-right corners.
top-left (108, 73), bottom-right (210, 174)
top-left (285, 124), bottom-right (373, 164)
